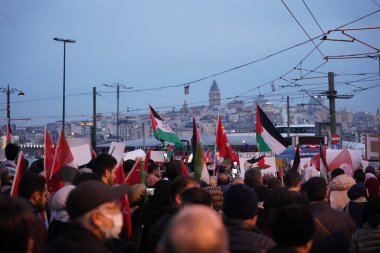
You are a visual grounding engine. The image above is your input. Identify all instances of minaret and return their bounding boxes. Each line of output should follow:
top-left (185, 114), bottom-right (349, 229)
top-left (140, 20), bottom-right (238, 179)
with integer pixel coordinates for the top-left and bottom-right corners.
top-left (209, 80), bottom-right (221, 107)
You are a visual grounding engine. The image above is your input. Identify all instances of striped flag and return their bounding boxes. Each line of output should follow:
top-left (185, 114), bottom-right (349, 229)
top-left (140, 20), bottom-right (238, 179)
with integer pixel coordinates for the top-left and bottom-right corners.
top-left (149, 105), bottom-right (184, 148)
top-left (256, 104), bottom-right (289, 154)
top-left (191, 117), bottom-right (210, 184)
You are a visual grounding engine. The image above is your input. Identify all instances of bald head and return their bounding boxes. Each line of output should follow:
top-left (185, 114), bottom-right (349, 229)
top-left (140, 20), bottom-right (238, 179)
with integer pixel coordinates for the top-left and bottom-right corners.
top-left (157, 205), bottom-right (228, 253)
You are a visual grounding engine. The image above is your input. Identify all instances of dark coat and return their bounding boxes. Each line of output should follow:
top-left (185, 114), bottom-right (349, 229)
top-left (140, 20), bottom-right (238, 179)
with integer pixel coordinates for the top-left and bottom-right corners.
top-left (225, 218), bottom-right (276, 253)
top-left (46, 224), bottom-right (116, 253)
top-left (141, 206), bottom-right (179, 253)
top-left (349, 223), bottom-right (380, 253)
top-left (310, 201), bottom-right (357, 253)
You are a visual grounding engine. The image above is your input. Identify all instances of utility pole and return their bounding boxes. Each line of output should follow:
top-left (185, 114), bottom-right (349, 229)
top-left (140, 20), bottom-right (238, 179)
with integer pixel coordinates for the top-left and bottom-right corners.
top-left (53, 37), bottom-right (76, 134)
top-left (287, 96), bottom-right (290, 138)
top-left (142, 122), bottom-right (146, 150)
top-left (92, 86), bottom-right (96, 149)
top-left (117, 84), bottom-right (120, 143)
top-left (328, 72), bottom-right (337, 137)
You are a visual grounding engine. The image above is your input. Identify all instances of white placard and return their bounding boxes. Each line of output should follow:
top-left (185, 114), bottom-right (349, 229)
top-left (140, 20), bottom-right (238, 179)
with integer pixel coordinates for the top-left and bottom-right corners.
top-left (70, 144), bottom-right (92, 167)
top-left (109, 142), bottom-right (126, 162)
top-left (151, 151), bottom-right (165, 163)
top-left (238, 152), bottom-right (277, 178)
top-left (124, 149), bottom-right (146, 161)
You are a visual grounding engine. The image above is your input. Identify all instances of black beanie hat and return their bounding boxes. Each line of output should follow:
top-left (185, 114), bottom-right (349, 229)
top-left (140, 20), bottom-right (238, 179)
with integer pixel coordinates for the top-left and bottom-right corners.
top-left (222, 184), bottom-right (258, 220)
top-left (347, 183), bottom-right (367, 200)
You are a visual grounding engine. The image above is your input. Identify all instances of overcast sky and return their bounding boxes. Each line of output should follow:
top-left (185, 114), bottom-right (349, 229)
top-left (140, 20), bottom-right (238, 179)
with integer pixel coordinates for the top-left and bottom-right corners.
top-left (1, 0), bottom-right (379, 126)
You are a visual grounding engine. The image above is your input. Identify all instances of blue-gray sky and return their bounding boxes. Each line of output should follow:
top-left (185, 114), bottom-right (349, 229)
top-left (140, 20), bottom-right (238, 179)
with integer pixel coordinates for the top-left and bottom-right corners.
top-left (1, 0), bottom-right (379, 126)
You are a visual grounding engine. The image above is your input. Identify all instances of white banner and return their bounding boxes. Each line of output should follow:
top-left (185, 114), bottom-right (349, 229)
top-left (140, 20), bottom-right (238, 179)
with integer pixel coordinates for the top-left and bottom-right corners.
top-left (238, 152), bottom-right (277, 178)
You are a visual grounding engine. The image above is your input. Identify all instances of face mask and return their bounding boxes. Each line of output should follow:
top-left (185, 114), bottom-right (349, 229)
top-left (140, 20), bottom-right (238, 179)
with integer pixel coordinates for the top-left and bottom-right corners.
top-left (99, 211), bottom-right (123, 239)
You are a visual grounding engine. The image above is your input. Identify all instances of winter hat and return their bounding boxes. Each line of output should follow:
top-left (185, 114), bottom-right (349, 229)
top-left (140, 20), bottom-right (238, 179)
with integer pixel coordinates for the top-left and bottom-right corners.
top-left (66, 181), bottom-right (129, 219)
top-left (222, 184), bottom-right (258, 220)
top-left (203, 186), bottom-right (224, 212)
top-left (347, 183), bottom-right (367, 200)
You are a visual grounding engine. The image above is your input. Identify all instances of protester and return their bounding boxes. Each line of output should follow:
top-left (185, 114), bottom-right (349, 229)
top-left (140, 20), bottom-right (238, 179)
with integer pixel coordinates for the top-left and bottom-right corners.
top-left (92, 154), bottom-right (118, 186)
top-left (29, 158), bottom-right (44, 176)
top-left (156, 205), bottom-right (229, 253)
top-left (365, 177), bottom-right (380, 198)
top-left (349, 195), bottom-right (380, 253)
top-left (345, 182), bottom-right (367, 228)
top-left (217, 173), bottom-right (231, 194)
top-left (222, 184), bottom-right (275, 253)
top-left (244, 167), bottom-right (263, 188)
top-left (0, 165), bottom-right (12, 195)
top-left (267, 177), bottom-right (281, 190)
top-left (353, 169), bottom-right (365, 183)
top-left (305, 177), bottom-right (356, 253)
top-left (283, 171), bottom-right (310, 207)
top-left (328, 168), bottom-right (356, 211)
top-left (48, 185), bottom-right (76, 241)
top-left (146, 163), bottom-right (160, 187)
top-left (260, 188), bottom-right (295, 237)
top-left (46, 181), bottom-right (129, 253)
top-left (18, 172), bottom-right (49, 217)
top-left (269, 205), bottom-right (316, 253)
top-left (1, 143), bottom-right (20, 178)
top-left (162, 160), bottom-right (182, 181)
top-left (143, 176), bottom-right (200, 253)
top-left (181, 187), bottom-right (212, 207)
top-left (0, 196), bottom-right (46, 253)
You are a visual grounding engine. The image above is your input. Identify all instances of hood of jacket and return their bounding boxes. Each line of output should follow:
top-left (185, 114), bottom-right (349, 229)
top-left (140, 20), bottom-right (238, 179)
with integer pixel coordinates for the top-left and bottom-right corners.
top-left (329, 174), bottom-right (355, 191)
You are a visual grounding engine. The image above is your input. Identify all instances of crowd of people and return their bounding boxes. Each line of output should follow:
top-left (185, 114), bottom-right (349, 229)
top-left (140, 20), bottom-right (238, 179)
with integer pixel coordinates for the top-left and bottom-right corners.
top-left (1, 142), bottom-right (380, 253)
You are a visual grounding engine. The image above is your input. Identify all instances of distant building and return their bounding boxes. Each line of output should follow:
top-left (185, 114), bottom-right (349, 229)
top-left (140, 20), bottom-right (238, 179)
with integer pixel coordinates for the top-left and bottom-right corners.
top-left (209, 80), bottom-right (221, 107)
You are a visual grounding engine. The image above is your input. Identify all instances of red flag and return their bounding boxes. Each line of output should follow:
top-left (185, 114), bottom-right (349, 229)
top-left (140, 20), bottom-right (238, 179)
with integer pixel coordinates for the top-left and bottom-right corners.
top-left (216, 115), bottom-right (227, 157)
top-left (120, 194), bottom-right (132, 239)
top-left (44, 128), bottom-right (55, 186)
top-left (6, 122), bottom-right (13, 144)
top-left (204, 150), bottom-right (211, 164)
top-left (144, 148), bottom-right (152, 173)
top-left (328, 149), bottom-right (352, 172)
top-left (113, 160), bottom-right (126, 185)
top-left (49, 131), bottom-right (75, 192)
top-left (10, 151), bottom-right (26, 196)
top-left (112, 160), bottom-right (132, 239)
top-left (180, 158), bottom-right (190, 176)
top-left (125, 158), bottom-right (143, 185)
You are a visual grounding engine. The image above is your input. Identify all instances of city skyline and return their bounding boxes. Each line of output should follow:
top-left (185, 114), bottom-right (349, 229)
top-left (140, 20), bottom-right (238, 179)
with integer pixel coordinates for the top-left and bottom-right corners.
top-left (0, 1), bottom-right (379, 127)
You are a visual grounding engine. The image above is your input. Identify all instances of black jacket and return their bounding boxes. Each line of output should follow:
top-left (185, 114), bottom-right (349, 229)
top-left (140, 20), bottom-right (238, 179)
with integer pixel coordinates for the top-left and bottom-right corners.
top-left (225, 218), bottom-right (276, 253)
top-left (310, 201), bottom-right (357, 253)
top-left (46, 224), bottom-right (116, 253)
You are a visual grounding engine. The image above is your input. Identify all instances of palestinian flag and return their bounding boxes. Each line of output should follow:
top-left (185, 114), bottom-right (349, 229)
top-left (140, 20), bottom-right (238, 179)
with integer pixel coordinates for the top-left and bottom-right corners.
top-left (167, 145), bottom-right (174, 160)
top-left (149, 105), bottom-right (184, 148)
top-left (191, 117), bottom-right (210, 184)
top-left (256, 105), bottom-right (289, 154)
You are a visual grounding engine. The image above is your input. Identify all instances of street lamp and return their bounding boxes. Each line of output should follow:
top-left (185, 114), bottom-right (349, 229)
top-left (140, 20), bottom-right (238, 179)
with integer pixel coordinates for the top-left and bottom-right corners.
top-left (53, 37), bottom-right (76, 133)
top-left (102, 83), bottom-right (133, 142)
top-left (0, 84), bottom-right (25, 126)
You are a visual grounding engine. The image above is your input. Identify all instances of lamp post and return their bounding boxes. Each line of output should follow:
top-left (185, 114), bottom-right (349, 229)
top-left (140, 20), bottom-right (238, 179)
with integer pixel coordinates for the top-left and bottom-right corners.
top-left (0, 84), bottom-right (25, 129)
top-left (102, 83), bottom-right (133, 142)
top-left (53, 37), bottom-right (76, 133)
